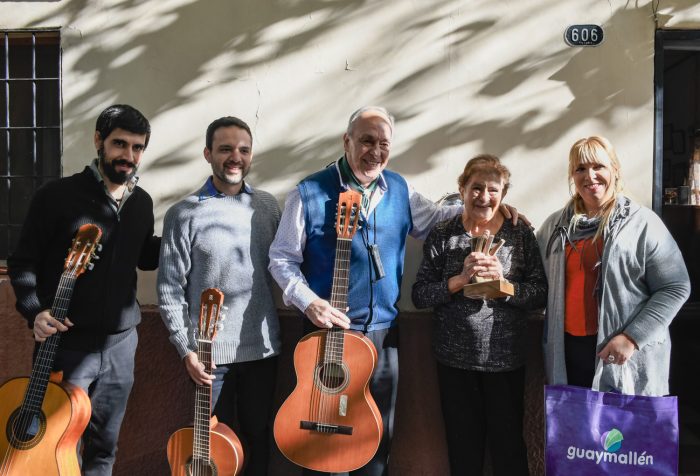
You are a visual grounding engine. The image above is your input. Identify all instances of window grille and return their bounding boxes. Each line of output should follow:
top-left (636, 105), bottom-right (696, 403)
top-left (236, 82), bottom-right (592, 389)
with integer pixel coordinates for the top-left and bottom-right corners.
top-left (1, 29), bottom-right (61, 261)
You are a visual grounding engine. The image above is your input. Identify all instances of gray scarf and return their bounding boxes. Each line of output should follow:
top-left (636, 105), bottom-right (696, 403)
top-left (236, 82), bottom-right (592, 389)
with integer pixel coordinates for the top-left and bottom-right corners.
top-left (545, 195), bottom-right (631, 258)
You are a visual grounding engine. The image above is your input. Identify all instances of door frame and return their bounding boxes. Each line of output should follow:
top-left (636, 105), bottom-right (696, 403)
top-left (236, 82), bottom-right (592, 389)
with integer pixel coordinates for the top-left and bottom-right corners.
top-left (654, 29), bottom-right (700, 214)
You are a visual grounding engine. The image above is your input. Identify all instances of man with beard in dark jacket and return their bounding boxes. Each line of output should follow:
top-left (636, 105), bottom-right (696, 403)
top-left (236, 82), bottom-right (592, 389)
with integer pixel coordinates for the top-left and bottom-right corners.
top-left (8, 104), bottom-right (160, 475)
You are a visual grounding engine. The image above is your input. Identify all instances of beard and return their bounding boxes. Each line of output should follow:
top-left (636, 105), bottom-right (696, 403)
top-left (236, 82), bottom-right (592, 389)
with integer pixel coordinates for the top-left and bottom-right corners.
top-left (213, 161), bottom-right (250, 186)
top-left (99, 147), bottom-right (138, 185)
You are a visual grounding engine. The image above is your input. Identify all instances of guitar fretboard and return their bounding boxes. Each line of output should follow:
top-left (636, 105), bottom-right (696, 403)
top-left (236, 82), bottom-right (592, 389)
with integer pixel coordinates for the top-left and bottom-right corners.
top-left (325, 236), bottom-right (352, 364)
top-left (193, 339), bottom-right (213, 460)
top-left (22, 272), bottom-right (77, 415)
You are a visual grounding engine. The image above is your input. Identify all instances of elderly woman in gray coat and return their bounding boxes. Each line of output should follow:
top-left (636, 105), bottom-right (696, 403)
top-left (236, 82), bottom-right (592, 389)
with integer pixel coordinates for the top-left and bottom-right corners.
top-left (537, 136), bottom-right (690, 396)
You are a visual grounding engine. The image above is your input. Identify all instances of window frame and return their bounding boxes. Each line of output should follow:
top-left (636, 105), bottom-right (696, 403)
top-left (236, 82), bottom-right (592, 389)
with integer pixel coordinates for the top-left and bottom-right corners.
top-left (1, 28), bottom-right (62, 263)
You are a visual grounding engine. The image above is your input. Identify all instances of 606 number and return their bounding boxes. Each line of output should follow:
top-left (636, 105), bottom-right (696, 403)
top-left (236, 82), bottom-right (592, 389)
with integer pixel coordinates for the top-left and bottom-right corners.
top-left (565, 25), bottom-right (604, 47)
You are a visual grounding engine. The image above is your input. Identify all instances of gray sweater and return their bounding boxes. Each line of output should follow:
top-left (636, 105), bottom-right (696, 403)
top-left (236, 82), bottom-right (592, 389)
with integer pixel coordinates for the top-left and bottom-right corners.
top-left (537, 196), bottom-right (690, 396)
top-left (158, 179), bottom-right (281, 364)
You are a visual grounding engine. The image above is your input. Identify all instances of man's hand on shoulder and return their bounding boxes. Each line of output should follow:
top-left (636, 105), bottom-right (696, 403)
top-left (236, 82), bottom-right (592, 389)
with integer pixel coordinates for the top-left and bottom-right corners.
top-left (183, 351), bottom-right (215, 386)
top-left (33, 310), bottom-right (72, 342)
top-left (499, 203), bottom-right (532, 227)
top-left (304, 299), bottom-right (351, 330)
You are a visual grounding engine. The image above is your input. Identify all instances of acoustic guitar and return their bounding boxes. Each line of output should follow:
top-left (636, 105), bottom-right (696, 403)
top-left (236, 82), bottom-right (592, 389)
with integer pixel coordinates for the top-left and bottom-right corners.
top-left (167, 288), bottom-right (244, 476)
top-left (274, 190), bottom-right (383, 473)
top-left (0, 223), bottom-right (101, 476)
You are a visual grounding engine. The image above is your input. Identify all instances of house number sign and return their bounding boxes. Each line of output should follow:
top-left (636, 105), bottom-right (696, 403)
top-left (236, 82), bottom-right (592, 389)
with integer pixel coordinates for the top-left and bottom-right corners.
top-left (565, 25), bottom-right (604, 46)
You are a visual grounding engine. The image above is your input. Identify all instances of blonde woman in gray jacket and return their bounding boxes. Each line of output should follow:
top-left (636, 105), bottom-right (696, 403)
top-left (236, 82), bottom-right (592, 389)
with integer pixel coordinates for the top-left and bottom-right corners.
top-left (537, 136), bottom-right (690, 396)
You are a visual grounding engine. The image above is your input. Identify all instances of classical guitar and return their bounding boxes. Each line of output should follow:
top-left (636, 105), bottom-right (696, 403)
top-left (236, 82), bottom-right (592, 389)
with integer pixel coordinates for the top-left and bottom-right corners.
top-left (0, 223), bottom-right (101, 476)
top-left (167, 288), bottom-right (244, 476)
top-left (274, 190), bottom-right (382, 473)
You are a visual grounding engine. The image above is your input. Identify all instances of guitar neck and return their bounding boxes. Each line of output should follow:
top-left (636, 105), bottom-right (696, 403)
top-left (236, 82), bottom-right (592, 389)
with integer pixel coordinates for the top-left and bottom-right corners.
top-left (193, 339), bottom-right (213, 460)
top-left (22, 271), bottom-right (77, 414)
top-left (325, 236), bottom-right (352, 360)
top-left (329, 236), bottom-right (352, 312)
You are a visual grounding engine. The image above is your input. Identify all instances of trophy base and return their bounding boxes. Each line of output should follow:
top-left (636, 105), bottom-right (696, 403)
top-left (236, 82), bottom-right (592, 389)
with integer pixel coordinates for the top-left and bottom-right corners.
top-left (463, 279), bottom-right (514, 299)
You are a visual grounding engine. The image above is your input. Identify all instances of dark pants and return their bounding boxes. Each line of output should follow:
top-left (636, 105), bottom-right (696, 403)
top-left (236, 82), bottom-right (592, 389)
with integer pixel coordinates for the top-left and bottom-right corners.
top-left (436, 362), bottom-right (529, 476)
top-left (564, 333), bottom-right (597, 388)
top-left (302, 325), bottom-right (399, 476)
top-left (52, 329), bottom-right (137, 476)
top-left (211, 356), bottom-right (278, 476)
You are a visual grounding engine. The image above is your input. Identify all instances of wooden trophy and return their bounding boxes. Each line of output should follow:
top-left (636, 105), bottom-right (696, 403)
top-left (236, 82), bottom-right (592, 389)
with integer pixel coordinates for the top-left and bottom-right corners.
top-left (463, 230), bottom-right (514, 299)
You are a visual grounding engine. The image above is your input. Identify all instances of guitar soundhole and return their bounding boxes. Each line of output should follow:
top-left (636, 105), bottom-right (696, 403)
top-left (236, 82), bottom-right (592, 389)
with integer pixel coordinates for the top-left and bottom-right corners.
top-left (186, 456), bottom-right (217, 476)
top-left (6, 408), bottom-right (47, 450)
top-left (315, 362), bottom-right (349, 393)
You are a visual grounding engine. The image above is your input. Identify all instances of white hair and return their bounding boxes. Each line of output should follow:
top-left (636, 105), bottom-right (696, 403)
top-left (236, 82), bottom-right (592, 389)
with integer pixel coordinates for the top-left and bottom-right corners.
top-left (346, 106), bottom-right (395, 135)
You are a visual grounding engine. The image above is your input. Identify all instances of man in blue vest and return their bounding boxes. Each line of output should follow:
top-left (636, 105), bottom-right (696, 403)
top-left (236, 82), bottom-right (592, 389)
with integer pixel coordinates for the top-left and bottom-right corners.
top-left (268, 106), bottom-right (463, 475)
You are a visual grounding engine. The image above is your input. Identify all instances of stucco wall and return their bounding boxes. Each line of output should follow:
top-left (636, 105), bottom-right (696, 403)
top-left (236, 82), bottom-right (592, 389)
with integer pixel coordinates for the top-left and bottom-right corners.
top-left (2, 0), bottom-right (700, 305)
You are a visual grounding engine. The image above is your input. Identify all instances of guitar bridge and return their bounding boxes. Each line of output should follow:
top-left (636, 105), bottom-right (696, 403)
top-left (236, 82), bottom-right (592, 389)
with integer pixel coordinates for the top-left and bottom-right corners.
top-left (300, 420), bottom-right (353, 435)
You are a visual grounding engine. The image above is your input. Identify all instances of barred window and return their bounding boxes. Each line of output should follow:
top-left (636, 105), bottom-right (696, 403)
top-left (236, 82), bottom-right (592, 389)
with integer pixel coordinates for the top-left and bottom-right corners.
top-left (1, 30), bottom-right (61, 261)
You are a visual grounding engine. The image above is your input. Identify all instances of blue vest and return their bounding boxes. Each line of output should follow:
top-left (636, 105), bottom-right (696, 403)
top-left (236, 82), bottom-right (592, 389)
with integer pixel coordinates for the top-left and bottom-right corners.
top-left (299, 165), bottom-right (412, 331)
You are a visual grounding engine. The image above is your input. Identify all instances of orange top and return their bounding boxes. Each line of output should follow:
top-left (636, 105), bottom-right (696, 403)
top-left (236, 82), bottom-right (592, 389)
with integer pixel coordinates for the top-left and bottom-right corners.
top-left (564, 238), bottom-right (603, 336)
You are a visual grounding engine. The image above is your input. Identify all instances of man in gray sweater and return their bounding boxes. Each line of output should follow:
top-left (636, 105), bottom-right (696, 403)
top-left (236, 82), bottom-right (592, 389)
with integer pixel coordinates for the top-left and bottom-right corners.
top-left (158, 116), bottom-right (281, 475)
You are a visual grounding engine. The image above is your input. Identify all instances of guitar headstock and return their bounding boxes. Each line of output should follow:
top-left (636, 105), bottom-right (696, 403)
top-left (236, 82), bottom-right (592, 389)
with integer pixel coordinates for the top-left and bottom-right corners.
top-left (335, 190), bottom-right (362, 240)
top-left (199, 288), bottom-right (225, 341)
top-left (64, 224), bottom-right (102, 278)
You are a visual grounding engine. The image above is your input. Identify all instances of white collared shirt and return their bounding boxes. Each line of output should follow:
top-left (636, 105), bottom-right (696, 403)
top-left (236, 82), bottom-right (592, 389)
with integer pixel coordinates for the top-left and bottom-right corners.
top-left (268, 159), bottom-right (462, 313)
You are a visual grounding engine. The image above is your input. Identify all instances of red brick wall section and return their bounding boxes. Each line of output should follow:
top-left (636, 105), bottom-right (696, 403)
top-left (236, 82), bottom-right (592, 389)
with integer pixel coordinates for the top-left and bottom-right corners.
top-left (0, 277), bottom-right (545, 476)
top-left (0, 276), bottom-right (33, 384)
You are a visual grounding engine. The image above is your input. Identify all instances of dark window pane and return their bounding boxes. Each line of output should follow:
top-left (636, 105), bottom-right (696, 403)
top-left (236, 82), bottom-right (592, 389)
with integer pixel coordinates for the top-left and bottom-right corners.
top-left (2, 30), bottom-right (61, 260)
top-left (8, 33), bottom-right (32, 79)
top-left (0, 132), bottom-right (7, 175)
top-left (36, 80), bottom-right (59, 126)
top-left (35, 33), bottom-right (59, 79)
top-left (37, 128), bottom-right (60, 177)
top-left (9, 80), bottom-right (33, 127)
top-left (8, 224), bottom-right (23, 256)
top-left (9, 129), bottom-right (34, 176)
top-left (9, 176), bottom-right (34, 224)
top-left (0, 179), bottom-right (8, 223)
top-left (0, 34), bottom-right (6, 79)
top-left (0, 82), bottom-right (6, 127)
top-left (0, 225), bottom-right (8, 260)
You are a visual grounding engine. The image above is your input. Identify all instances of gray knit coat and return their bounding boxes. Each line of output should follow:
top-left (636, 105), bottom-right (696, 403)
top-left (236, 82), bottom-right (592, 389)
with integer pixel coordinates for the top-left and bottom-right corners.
top-left (537, 196), bottom-right (690, 396)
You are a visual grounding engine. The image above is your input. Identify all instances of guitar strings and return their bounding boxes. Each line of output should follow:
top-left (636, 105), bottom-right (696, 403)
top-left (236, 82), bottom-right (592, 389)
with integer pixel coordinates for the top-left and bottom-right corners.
top-left (0, 266), bottom-right (76, 475)
top-left (193, 307), bottom-right (213, 475)
top-left (317, 233), bottom-right (352, 432)
top-left (323, 201), bottom-right (349, 429)
top-left (318, 199), bottom-right (356, 435)
top-left (332, 239), bottom-right (351, 420)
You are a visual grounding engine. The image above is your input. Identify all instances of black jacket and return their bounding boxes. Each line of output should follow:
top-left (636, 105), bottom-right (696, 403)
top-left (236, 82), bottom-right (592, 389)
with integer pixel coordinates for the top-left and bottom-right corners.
top-left (8, 166), bottom-right (160, 351)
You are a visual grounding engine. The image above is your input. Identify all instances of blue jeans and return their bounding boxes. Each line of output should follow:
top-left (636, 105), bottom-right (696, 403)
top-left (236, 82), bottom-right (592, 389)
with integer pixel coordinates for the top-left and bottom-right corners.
top-left (53, 329), bottom-right (137, 476)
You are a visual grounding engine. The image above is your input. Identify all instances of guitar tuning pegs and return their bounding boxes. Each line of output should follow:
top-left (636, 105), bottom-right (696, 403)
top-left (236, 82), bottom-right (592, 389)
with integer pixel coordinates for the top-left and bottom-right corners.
top-left (219, 313), bottom-right (227, 321)
top-left (215, 323), bottom-right (224, 331)
top-left (87, 263), bottom-right (95, 271)
top-left (91, 253), bottom-right (100, 260)
top-left (97, 244), bottom-right (103, 252)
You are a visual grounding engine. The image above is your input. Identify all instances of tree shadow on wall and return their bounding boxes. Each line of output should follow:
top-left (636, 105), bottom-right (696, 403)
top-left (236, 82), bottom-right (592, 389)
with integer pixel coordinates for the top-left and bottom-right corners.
top-left (389, 5), bottom-right (654, 194)
top-left (41, 1), bottom-right (654, 212)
